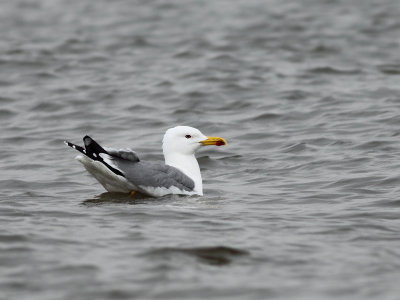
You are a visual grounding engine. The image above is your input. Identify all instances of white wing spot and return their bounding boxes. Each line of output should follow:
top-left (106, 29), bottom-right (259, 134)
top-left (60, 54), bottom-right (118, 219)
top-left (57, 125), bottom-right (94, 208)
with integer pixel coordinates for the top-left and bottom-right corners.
top-left (72, 145), bottom-right (76, 149)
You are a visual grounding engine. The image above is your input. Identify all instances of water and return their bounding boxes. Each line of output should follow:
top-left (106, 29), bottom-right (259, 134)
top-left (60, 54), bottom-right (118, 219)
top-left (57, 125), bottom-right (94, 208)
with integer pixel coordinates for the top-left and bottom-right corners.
top-left (1, 0), bottom-right (400, 299)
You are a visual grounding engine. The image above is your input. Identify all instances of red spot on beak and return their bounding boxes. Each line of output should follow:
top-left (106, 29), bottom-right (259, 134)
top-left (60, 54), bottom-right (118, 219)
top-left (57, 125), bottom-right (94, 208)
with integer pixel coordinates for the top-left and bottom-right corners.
top-left (216, 140), bottom-right (225, 146)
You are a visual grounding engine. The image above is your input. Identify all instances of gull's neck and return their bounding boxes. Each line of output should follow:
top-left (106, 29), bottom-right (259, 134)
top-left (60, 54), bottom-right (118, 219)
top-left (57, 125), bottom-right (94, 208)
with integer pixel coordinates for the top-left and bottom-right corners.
top-left (164, 152), bottom-right (203, 195)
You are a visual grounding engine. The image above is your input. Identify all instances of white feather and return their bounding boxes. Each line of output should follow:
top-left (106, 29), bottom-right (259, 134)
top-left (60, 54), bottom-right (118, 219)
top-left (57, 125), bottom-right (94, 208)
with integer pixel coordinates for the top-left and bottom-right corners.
top-left (76, 155), bottom-right (134, 192)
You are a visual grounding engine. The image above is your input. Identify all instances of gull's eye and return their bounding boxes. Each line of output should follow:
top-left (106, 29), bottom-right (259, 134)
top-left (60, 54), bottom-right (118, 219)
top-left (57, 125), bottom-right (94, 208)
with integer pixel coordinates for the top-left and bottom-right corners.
top-left (185, 135), bottom-right (192, 139)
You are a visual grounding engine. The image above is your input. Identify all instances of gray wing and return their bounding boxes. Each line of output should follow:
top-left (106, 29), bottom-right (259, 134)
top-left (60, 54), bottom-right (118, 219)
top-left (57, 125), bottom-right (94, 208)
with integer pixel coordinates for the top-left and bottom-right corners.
top-left (112, 159), bottom-right (195, 192)
top-left (104, 147), bottom-right (140, 162)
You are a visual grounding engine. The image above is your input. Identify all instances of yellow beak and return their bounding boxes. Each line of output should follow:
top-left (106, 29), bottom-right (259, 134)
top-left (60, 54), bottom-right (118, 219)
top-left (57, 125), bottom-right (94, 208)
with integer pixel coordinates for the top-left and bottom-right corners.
top-left (200, 136), bottom-right (227, 147)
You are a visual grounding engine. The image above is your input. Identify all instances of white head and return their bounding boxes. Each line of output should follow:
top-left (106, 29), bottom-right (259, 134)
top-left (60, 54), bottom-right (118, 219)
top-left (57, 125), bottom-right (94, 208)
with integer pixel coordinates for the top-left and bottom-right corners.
top-left (162, 126), bottom-right (226, 195)
top-left (162, 125), bottom-right (227, 157)
top-left (162, 126), bottom-right (206, 156)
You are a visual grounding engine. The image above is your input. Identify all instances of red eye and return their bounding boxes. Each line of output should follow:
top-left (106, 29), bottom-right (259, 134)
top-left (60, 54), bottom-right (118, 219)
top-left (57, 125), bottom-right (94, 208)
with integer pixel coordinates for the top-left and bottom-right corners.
top-left (185, 135), bottom-right (191, 139)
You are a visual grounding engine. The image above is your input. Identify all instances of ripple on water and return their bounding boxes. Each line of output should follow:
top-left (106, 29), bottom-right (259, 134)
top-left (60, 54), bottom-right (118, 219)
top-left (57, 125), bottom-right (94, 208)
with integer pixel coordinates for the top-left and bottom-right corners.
top-left (377, 64), bottom-right (400, 75)
top-left (0, 234), bottom-right (28, 243)
top-left (0, 108), bottom-right (17, 119)
top-left (277, 89), bottom-right (314, 101)
top-left (307, 66), bottom-right (363, 75)
top-left (143, 246), bottom-right (249, 266)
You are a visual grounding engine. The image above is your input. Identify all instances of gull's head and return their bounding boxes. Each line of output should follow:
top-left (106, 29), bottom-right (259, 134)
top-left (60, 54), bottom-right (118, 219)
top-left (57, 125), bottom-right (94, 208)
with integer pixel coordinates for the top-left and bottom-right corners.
top-left (163, 126), bottom-right (227, 156)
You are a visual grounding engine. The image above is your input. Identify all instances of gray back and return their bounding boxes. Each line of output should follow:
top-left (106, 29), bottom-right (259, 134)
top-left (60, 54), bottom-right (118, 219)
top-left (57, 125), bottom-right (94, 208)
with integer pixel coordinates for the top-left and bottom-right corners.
top-left (114, 159), bottom-right (195, 192)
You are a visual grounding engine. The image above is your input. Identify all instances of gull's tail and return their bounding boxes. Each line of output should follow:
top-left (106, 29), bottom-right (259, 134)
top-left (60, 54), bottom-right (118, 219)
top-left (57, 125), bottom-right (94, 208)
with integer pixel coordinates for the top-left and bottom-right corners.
top-left (64, 136), bottom-right (124, 177)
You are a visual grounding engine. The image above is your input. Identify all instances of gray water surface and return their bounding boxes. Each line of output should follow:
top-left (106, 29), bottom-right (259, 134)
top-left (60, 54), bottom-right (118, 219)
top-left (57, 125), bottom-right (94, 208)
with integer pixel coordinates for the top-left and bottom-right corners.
top-left (1, 0), bottom-right (400, 299)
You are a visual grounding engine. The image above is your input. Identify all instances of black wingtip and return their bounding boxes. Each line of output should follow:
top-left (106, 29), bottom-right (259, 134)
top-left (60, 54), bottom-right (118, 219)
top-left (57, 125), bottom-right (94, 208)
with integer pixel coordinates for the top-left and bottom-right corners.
top-left (82, 135), bottom-right (108, 155)
top-left (64, 140), bottom-right (86, 153)
top-left (83, 135), bottom-right (92, 146)
top-left (64, 140), bottom-right (74, 148)
top-left (66, 136), bottom-right (125, 178)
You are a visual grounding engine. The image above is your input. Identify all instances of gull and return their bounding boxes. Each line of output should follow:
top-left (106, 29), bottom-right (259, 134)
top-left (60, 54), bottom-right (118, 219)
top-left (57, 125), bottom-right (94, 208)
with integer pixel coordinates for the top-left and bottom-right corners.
top-left (65, 126), bottom-right (226, 197)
